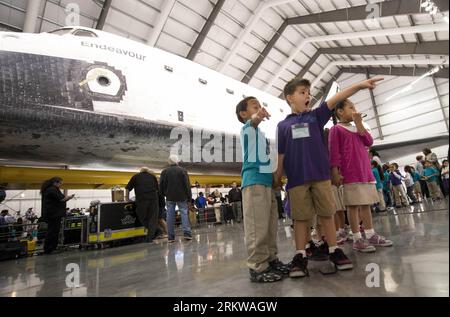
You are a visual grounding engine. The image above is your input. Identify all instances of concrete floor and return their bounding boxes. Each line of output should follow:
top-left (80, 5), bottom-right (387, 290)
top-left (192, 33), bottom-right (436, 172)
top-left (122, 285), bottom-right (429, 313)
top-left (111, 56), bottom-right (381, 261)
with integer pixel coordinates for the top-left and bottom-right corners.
top-left (0, 199), bottom-right (448, 297)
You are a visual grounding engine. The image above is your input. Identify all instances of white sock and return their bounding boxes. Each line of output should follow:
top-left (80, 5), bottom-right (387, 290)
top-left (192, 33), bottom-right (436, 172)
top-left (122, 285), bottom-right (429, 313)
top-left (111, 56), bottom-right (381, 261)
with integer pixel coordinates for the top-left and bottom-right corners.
top-left (329, 245), bottom-right (339, 254)
top-left (365, 229), bottom-right (375, 239)
top-left (296, 250), bottom-right (306, 257)
top-left (353, 232), bottom-right (362, 240)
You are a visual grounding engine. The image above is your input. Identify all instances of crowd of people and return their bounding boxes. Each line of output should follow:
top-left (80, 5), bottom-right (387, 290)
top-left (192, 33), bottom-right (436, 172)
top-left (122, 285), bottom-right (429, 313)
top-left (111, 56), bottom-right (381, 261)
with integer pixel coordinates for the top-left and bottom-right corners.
top-left (0, 208), bottom-right (40, 243)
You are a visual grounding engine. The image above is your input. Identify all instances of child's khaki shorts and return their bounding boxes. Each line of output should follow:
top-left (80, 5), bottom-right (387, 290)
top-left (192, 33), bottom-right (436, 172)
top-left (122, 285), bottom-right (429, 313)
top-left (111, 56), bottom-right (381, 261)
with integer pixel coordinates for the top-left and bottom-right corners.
top-left (288, 180), bottom-right (335, 221)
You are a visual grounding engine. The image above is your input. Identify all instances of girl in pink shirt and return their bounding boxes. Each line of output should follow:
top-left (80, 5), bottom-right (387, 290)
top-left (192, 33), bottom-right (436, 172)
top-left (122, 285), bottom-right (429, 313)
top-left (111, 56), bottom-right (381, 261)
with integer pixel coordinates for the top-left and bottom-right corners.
top-left (329, 99), bottom-right (393, 252)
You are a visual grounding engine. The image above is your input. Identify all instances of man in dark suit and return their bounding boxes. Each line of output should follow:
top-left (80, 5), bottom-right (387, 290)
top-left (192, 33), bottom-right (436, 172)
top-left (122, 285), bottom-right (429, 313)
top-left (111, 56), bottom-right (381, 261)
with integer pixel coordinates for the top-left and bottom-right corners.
top-left (228, 182), bottom-right (243, 223)
top-left (126, 167), bottom-right (159, 243)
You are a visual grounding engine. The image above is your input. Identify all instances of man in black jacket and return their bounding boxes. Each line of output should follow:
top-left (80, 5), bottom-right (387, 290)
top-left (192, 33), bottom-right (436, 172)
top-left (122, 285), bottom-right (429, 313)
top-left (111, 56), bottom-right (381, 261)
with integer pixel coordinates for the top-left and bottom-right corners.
top-left (160, 155), bottom-right (193, 243)
top-left (126, 167), bottom-right (159, 243)
top-left (228, 182), bottom-right (242, 223)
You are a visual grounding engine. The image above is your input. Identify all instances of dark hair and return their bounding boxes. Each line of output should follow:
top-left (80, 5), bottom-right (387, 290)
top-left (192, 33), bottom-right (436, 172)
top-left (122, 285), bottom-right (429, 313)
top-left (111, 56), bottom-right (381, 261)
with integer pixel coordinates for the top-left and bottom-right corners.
top-left (382, 164), bottom-right (390, 172)
top-left (283, 78), bottom-right (311, 105)
top-left (199, 192), bottom-right (204, 196)
top-left (371, 160), bottom-right (385, 181)
top-left (40, 177), bottom-right (63, 195)
top-left (416, 155), bottom-right (424, 161)
top-left (404, 165), bottom-right (413, 176)
top-left (393, 163), bottom-right (399, 169)
top-left (423, 148), bottom-right (431, 155)
top-left (235, 97), bottom-right (257, 124)
top-left (332, 99), bottom-right (349, 125)
top-left (369, 148), bottom-right (380, 157)
top-left (443, 160), bottom-right (448, 164)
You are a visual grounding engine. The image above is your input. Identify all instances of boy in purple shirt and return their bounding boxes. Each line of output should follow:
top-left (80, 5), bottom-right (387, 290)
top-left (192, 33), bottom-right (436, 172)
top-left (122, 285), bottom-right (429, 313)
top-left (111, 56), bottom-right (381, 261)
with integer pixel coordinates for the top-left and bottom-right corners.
top-left (274, 77), bottom-right (383, 277)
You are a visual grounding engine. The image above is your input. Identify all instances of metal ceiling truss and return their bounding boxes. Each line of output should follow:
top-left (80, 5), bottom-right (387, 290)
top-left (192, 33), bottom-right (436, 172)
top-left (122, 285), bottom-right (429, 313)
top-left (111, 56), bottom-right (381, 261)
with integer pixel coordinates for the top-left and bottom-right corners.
top-left (237, 0), bottom-right (449, 84)
top-left (187, 0), bottom-right (226, 60)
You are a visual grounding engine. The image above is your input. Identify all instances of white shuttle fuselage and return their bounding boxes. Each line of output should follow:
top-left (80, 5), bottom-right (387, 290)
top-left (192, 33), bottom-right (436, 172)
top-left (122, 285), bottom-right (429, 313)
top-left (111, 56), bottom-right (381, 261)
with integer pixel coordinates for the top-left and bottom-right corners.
top-left (0, 26), bottom-right (288, 173)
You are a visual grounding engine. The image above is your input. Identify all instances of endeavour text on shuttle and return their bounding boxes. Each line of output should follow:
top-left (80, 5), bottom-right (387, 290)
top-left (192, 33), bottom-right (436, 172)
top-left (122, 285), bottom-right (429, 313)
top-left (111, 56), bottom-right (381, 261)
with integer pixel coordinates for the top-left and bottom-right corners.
top-left (81, 41), bottom-right (146, 61)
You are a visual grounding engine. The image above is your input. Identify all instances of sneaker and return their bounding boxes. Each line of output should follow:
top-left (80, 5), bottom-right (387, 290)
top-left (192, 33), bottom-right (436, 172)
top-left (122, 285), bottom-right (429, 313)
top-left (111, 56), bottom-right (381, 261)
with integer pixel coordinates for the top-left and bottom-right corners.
top-left (168, 239), bottom-right (176, 243)
top-left (249, 267), bottom-right (283, 283)
top-left (329, 248), bottom-right (353, 271)
top-left (317, 241), bottom-right (329, 256)
top-left (337, 231), bottom-right (348, 245)
top-left (306, 241), bottom-right (328, 261)
top-left (387, 207), bottom-right (395, 211)
top-left (289, 253), bottom-right (309, 278)
top-left (184, 235), bottom-right (193, 241)
top-left (269, 258), bottom-right (290, 275)
top-left (344, 225), bottom-right (351, 234)
top-left (347, 231), bottom-right (354, 241)
top-left (353, 238), bottom-right (376, 253)
top-left (367, 233), bottom-right (393, 247)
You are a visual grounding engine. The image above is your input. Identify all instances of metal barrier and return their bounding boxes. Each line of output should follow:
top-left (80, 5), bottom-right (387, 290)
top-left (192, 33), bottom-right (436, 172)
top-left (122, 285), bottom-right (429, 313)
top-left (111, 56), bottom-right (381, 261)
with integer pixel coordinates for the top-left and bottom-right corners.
top-left (0, 221), bottom-right (46, 256)
top-left (179, 204), bottom-right (236, 228)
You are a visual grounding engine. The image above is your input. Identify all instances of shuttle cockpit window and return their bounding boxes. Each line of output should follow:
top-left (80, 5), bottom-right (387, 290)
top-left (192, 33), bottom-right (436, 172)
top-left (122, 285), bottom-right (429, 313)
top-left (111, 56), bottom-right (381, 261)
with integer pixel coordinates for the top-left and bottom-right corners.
top-left (72, 29), bottom-right (98, 38)
top-left (48, 28), bottom-right (73, 35)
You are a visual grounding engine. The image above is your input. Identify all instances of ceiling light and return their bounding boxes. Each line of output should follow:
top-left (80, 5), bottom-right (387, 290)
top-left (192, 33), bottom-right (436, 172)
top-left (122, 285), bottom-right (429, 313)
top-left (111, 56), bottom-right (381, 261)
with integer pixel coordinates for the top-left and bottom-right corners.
top-left (430, 65), bottom-right (441, 74)
top-left (386, 85), bottom-right (413, 102)
top-left (385, 63), bottom-right (444, 102)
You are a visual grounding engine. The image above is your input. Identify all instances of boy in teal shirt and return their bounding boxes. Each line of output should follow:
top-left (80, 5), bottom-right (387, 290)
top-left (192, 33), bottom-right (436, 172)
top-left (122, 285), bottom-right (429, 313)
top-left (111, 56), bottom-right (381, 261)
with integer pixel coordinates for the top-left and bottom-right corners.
top-left (422, 161), bottom-right (443, 200)
top-left (236, 97), bottom-right (289, 283)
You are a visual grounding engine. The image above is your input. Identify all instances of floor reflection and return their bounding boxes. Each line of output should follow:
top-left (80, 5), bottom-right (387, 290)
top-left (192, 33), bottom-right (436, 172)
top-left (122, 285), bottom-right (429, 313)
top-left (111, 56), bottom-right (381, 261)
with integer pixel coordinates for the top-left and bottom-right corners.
top-left (0, 199), bottom-right (448, 297)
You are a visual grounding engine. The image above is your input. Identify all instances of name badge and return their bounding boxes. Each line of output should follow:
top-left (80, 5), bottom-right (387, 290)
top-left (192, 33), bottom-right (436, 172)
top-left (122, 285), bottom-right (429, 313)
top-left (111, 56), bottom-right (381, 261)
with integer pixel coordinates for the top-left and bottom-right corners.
top-left (291, 123), bottom-right (310, 139)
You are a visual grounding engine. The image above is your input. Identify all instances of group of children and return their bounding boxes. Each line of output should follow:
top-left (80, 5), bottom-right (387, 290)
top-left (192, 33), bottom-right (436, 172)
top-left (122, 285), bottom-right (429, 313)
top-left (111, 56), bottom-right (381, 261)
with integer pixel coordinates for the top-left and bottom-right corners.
top-left (370, 158), bottom-right (445, 212)
top-left (236, 76), bottom-right (394, 282)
